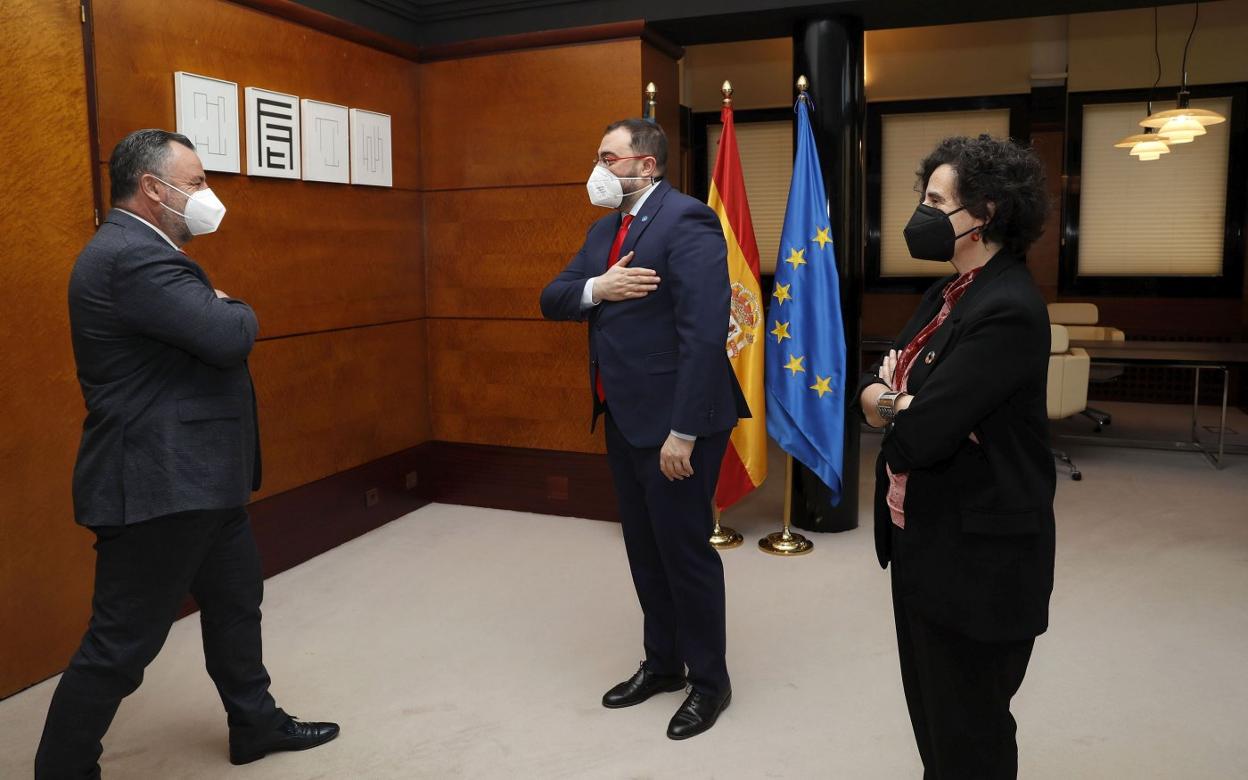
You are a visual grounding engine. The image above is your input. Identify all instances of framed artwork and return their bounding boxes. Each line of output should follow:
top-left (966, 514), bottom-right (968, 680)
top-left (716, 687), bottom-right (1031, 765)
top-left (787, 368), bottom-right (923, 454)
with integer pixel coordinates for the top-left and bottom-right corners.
top-left (174, 71), bottom-right (240, 174)
top-left (245, 87), bottom-right (300, 179)
top-left (301, 99), bottom-right (350, 184)
top-left (349, 108), bottom-right (392, 187)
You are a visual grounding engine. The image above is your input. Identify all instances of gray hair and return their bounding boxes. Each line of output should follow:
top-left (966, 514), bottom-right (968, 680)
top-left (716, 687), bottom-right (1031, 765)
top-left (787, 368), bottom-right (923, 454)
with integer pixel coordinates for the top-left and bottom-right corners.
top-left (108, 129), bottom-right (195, 203)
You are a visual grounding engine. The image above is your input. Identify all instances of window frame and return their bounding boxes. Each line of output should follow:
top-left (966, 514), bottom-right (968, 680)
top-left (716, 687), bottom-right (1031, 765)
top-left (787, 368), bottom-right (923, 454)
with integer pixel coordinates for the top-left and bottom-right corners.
top-left (1061, 84), bottom-right (1247, 298)
top-left (865, 95), bottom-right (1031, 293)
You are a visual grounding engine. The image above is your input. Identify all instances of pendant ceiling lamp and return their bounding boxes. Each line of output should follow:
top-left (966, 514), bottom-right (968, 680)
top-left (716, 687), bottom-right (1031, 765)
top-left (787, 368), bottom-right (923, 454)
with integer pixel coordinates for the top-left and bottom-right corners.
top-left (1115, 8), bottom-right (1170, 160)
top-left (1143, 2), bottom-right (1227, 137)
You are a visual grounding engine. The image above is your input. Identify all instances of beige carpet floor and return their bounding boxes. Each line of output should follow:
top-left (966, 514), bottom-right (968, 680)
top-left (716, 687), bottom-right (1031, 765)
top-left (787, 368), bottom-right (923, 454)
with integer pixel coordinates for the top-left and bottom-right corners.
top-left (2, 402), bottom-right (1245, 779)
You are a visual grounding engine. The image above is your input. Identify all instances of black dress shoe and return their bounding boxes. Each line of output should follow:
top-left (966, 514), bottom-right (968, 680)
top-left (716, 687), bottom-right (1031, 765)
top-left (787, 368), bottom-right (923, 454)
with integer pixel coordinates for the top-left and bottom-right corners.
top-left (602, 662), bottom-right (687, 709)
top-left (667, 688), bottom-right (730, 740)
top-left (229, 715), bottom-right (340, 765)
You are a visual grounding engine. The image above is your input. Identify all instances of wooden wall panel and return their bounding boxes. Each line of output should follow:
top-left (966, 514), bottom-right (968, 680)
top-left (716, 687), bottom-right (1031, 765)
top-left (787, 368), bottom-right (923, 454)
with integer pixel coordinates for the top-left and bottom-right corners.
top-left (0, 0), bottom-right (98, 698)
top-left (642, 41), bottom-right (682, 165)
top-left (424, 185), bottom-right (597, 319)
top-left (420, 39), bottom-right (642, 190)
top-left (422, 35), bottom-right (679, 453)
top-left (97, 166), bottom-right (425, 336)
top-left (92, 0), bottom-right (422, 338)
top-left (252, 321), bottom-right (431, 499)
top-left (428, 319), bottom-right (603, 454)
top-left (93, 0), bottom-right (420, 190)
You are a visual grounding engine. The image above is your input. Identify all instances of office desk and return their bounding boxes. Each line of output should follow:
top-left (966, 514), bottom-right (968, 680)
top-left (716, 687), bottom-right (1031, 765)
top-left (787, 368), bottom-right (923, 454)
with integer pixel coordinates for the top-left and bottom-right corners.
top-left (1065, 340), bottom-right (1248, 467)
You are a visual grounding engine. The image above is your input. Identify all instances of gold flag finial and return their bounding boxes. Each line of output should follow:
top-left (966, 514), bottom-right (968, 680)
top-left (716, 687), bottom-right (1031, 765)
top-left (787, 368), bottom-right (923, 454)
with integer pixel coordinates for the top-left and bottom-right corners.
top-left (644, 82), bottom-right (657, 120)
top-left (722, 80), bottom-right (734, 107)
top-left (796, 75), bottom-right (809, 94)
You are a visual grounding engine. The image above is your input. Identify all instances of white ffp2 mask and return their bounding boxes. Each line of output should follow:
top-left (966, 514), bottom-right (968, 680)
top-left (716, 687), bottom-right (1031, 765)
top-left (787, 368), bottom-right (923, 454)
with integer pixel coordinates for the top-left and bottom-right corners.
top-left (154, 176), bottom-right (227, 235)
top-left (586, 165), bottom-right (654, 209)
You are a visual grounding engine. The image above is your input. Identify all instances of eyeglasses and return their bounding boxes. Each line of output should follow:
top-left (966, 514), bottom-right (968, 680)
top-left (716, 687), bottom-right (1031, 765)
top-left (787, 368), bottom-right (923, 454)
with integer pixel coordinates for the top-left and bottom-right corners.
top-left (594, 154), bottom-right (652, 167)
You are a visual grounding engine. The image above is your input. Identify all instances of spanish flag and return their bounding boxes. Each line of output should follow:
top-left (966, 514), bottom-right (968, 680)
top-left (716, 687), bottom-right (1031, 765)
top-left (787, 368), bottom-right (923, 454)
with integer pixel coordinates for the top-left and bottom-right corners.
top-left (709, 97), bottom-right (767, 511)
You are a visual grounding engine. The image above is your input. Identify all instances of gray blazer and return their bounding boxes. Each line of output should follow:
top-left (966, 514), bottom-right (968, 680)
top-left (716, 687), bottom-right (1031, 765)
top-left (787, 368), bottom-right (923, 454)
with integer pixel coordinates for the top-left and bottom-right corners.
top-left (68, 209), bottom-right (262, 527)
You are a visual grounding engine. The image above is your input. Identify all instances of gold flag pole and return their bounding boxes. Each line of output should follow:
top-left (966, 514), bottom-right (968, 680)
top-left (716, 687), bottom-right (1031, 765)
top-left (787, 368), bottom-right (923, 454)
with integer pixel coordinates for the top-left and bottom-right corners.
top-left (710, 506), bottom-right (744, 550)
top-left (709, 77), bottom-right (744, 552)
top-left (644, 82), bottom-right (657, 121)
top-left (759, 457), bottom-right (813, 556)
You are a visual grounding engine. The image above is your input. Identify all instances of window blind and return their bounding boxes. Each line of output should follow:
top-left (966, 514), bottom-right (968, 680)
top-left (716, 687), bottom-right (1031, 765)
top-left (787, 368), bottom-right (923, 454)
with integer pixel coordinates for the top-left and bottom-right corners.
top-left (880, 108), bottom-right (1011, 277)
top-left (706, 120), bottom-right (792, 275)
top-left (1077, 97), bottom-right (1231, 277)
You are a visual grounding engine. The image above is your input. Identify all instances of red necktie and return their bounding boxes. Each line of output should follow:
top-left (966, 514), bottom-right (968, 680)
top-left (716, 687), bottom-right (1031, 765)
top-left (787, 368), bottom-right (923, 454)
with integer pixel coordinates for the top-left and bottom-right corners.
top-left (595, 214), bottom-right (634, 403)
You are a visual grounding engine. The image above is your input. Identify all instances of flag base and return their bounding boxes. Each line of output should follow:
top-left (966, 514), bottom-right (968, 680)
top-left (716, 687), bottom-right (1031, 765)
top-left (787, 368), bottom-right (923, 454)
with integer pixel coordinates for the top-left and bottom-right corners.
top-left (709, 523), bottom-right (744, 549)
top-left (758, 528), bottom-right (813, 556)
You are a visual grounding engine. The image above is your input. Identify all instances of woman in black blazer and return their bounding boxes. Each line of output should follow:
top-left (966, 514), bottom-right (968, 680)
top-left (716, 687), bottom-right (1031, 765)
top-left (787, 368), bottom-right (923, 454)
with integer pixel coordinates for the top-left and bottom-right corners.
top-left (858, 135), bottom-right (1055, 779)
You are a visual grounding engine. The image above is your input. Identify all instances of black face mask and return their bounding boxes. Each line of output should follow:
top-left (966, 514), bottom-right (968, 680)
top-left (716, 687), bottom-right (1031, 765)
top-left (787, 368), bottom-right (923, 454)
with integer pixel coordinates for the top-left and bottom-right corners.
top-left (902, 203), bottom-right (980, 262)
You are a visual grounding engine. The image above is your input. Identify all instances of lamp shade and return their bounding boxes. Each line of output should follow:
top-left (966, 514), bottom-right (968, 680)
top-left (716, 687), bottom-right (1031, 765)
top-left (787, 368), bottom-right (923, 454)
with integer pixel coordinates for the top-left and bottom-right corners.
top-left (1114, 132), bottom-right (1161, 148)
top-left (1129, 138), bottom-right (1171, 158)
top-left (1156, 115), bottom-right (1206, 144)
top-left (1140, 106), bottom-right (1226, 128)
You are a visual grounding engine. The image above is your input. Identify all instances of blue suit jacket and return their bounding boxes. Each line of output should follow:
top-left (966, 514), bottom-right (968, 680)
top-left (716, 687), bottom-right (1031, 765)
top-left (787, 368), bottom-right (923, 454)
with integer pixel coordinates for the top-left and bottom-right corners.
top-left (540, 181), bottom-right (750, 448)
top-left (67, 210), bottom-right (262, 527)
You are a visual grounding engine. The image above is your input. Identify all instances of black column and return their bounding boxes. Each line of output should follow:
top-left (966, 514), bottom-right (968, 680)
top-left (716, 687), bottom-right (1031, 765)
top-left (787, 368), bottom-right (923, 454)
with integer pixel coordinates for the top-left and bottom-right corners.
top-left (789, 17), bottom-right (865, 533)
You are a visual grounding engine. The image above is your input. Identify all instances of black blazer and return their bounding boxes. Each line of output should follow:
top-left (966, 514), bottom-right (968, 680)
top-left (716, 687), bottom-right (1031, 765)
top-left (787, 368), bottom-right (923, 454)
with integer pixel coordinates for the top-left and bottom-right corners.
top-left (68, 209), bottom-right (262, 527)
top-left (857, 252), bottom-right (1056, 642)
top-left (540, 181), bottom-right (750, 447)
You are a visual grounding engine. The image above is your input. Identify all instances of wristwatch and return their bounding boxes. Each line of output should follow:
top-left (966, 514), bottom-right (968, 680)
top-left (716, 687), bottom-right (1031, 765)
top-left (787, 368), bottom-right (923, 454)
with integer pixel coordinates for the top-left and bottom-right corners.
top-left (876, 390), bottom-right (905, 422)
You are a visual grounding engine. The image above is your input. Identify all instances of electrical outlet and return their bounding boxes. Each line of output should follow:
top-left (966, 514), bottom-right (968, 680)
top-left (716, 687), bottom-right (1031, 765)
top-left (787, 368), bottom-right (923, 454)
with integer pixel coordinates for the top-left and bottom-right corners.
top-left (405, 471), bottom-right (419, 490)
top-left (365, 487), bottom-right (379, 507)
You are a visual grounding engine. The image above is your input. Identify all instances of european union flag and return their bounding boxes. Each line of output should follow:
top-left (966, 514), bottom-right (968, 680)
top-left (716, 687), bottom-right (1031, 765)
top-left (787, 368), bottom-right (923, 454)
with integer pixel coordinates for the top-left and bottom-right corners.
top-left (765, 96), bottom-right (846, 503)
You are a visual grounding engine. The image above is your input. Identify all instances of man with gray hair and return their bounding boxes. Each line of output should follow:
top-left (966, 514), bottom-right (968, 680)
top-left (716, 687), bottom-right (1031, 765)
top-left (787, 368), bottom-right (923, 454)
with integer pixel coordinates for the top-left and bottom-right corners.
top-left (35, 129), bottom-right (337, 778)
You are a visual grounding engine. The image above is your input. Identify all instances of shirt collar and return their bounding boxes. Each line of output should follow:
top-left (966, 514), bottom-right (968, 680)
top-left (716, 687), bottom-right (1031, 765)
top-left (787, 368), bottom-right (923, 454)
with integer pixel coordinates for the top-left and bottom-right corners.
top-left (115, 208), bottom-right (180, 251)
top-left (625, 179), bottom-right (660, 217)
top-left (943, 264), bottom-right (985, 306)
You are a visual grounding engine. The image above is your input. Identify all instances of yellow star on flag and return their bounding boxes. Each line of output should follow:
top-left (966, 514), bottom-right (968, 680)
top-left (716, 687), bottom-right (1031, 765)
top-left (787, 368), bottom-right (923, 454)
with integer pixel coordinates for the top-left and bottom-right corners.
top-left (783, 354), bottom-right (806, 376)
top-left (784, 247), bottom-right (807, 269)
top-left (773, 283), bottom-right (792, 306)
top-left (810, 375), bottom-right (834, 398)
top-left (771, 321), bottom-right (791, 343)
top-left (812, 226), bottom-right (833, 250)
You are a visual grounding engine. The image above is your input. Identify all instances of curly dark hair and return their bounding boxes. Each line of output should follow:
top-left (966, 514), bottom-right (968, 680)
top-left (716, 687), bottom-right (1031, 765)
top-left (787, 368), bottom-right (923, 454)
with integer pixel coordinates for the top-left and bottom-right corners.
top-left (917, 134), bottom-right (1048, 256)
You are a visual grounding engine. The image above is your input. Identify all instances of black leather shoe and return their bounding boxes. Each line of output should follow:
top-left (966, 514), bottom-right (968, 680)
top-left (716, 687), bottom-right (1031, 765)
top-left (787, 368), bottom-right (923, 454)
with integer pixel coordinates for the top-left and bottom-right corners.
top-left (667, 689), bottom-right (730, 740)
top-left (229, 715), bottom-right (340, 765)
top-left (602, 662), bottom-right (687, 709)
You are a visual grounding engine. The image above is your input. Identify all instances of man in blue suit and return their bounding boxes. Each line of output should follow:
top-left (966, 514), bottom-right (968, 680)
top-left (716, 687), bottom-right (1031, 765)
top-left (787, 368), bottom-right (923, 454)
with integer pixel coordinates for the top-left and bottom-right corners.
top-left (36, 130), bottom-right (337, 778)
top-left (540, 119), bottom-right (750, 740)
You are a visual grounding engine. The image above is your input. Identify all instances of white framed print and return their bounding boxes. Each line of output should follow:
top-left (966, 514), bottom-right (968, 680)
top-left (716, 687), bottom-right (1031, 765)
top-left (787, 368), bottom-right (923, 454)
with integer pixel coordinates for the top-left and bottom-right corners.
top-left (301, 99), bottom-right (350, 184)
top-left (174, 71), bottom-right (240, 173)
top-left (349, 108), bottom-right (392, 187)
top-left (244, 87), bottom-right (300, 179)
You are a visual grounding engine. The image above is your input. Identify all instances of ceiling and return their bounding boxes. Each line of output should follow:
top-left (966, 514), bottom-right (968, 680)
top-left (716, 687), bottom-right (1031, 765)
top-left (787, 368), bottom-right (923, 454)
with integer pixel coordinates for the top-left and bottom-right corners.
top-left (291, 0), bottom-right (1198, 48)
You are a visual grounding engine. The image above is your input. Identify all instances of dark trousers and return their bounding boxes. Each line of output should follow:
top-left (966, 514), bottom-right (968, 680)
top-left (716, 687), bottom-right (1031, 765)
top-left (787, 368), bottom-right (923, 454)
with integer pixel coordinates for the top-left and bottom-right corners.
top-left (604, 412), bottom-right (731, 697)
top-left (35, 508), bottom-right (283, 779)
top-left (890, 529), bottom-right (1035, 779)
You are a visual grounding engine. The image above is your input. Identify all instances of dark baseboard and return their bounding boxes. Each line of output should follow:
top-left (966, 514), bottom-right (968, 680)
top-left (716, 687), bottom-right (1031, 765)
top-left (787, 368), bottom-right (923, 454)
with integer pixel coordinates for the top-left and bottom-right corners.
top-left (414, 441), bottom-right (618, 523)
top-left (247, 448), bottom-right (433, 579)
top-left (252, 441), bottom-right (622, 579)
top-left (179, 440), bottom-right (615, 617)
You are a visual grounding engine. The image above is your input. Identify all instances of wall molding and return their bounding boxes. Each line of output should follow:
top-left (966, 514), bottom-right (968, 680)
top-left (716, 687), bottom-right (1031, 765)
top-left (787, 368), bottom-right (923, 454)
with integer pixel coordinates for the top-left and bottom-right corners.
top-left (228, 0), bottom-right (422, 60)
